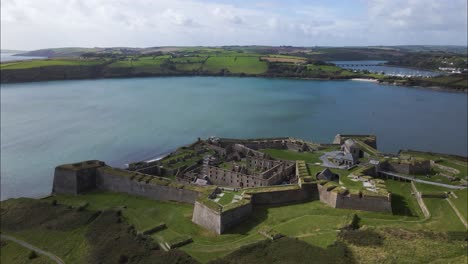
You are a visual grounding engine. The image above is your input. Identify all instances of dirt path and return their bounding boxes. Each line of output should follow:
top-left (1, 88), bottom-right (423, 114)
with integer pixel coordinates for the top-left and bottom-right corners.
top-left (1, 234), bottom-right (65, 264)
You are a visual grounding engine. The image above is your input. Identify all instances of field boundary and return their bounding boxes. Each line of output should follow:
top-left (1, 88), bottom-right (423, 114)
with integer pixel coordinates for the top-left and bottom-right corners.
top-left (445, 198), bottom-right (468, 229)
top-left (410, 181), bottom-right (430, 219)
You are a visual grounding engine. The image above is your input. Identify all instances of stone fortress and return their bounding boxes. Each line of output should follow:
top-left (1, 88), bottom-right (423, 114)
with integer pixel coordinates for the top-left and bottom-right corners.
top-left (53, 134), bottom-right (435, 234)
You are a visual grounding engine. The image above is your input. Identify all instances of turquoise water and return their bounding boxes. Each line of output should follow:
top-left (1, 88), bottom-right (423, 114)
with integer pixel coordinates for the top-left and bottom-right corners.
top-left (1, 77), bottom-right (467, 199)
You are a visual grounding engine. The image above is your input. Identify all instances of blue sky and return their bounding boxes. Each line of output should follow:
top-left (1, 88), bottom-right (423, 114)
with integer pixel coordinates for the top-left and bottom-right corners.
top-left (1, 0), bottom-right (467, 50)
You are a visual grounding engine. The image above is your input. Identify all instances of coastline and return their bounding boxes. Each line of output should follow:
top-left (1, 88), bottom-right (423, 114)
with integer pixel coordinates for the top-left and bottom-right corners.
top-left (2, 73), bottom-right (465, 93)
top-left (350, 78), bottom-right (379, 83)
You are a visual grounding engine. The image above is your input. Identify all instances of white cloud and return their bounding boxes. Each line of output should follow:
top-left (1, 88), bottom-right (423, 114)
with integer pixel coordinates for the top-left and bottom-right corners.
top-left (1, 0), bottom-right (466, 50)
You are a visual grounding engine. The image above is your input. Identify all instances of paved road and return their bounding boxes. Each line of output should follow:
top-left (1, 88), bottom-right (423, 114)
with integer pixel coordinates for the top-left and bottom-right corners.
top-left (1, 234), bottom-right (65, 264)
top-left (379, 171), bottom-right (467, 190)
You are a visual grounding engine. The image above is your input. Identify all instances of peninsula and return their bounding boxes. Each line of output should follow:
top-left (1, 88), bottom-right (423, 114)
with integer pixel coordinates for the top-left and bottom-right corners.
top-left (2, 134), bottom-right (467, 263)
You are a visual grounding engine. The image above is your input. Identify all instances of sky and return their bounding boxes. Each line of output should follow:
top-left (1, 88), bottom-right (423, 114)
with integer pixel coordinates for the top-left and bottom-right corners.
top-left (1, 0), bottom-right (467, 50)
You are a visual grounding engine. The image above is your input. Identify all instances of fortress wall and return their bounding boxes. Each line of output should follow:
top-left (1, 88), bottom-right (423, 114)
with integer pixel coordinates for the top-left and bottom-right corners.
top-left (53, 168), bottom-right (80, 194)
top-left (205, 144), bottom-right (227, 155)
top-left (205, 166), bottom-right (267, 188)
top-left (335, 193), bottom-right (392, 213)
top-left (96, 168), bottom-right (199, 204)
top-left (135, 164), bottom-right (163, 176)
top-left (232, 144), bottom-right (266, 158)
top-left (220, 203), bottom-right (253, 233)
top-left (317, 184), bottom-right (338, 207)
top-left (333, 134), bottom-right (377, 149)
top-left (384, 160), bottom-right (431, 175)
top-left (285, 142), bottom-right (305, 152)
top-left (244, 141), bottom-right (286, 150)
top-left (75, 168), bottom-right (98, 193)
top-left (265, 163), bottom-right (296, 185)
top-left (192, 201), bottom-right (222, 234)
top-left (250, 184), bottom-right (318, 205)
top-left (247, 158), bottom-right (281, 171)
top-left (52, 161), bottom-right (104, 194)
top-left (317, 184), bottom-right (392, 213)
top-left (261, 163), bottom-right (284, 178)
top-left (361, 165), bottom-right (378, 177)
top-left (409, 160), bottom-right (431, 174)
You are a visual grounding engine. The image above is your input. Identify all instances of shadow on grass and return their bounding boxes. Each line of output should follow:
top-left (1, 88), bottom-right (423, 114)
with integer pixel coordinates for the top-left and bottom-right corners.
top-left (338, 229), bottom-right (384, 247)
top-left (391, 193), bottom-right (418, 217)
top-left (208, 237), bottom-right (356, 264)
top-left (222, 200), bottom-right (316, 235)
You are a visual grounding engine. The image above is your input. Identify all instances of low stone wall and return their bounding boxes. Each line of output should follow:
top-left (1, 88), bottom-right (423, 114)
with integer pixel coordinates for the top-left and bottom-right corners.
top-left (96, 168), bottom-right (199, 204)
top-left (410, 181), bottom-right (430, 218)
top-left (317, 184), bottom-right (392, 213)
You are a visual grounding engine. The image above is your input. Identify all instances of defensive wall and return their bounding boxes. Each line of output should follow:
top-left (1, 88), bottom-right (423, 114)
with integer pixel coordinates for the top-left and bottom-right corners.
top-left (53, 161), bottom-right (203, 204)
top-left (192, 200), bottom-right (253, 234)
top-left (317, 183), bottom-right (392, 213)
top-left (381, 159), bottom-right (431, 175)
top-left (333, 134), bottom-right (377, 149)
top-left (217, 137), bottom-right (316, 152)
top-left (192, 182), bottom-right (319, 234)
top-left (246, 183), bottom-right (318, 205)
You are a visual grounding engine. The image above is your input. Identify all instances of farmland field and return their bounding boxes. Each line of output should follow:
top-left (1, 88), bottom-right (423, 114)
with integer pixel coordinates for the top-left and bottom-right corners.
top-left (202, 56), bottom-right (267, 74)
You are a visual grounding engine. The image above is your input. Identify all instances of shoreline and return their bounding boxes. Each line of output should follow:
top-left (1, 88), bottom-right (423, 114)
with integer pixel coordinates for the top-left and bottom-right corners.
top-left (1, 73), bottom-right (466, 93)
top-left (350, 78), bottom-right (379, 83)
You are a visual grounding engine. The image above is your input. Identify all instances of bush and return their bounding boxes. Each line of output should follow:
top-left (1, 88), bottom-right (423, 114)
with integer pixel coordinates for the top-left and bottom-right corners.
top-left (28, 250), bottom-right (38, 259)
top-left (118, 254), bottom-right (128, 263)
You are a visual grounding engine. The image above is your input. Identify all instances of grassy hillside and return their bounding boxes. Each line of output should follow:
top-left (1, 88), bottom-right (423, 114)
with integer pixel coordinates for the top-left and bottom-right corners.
top-left (0, 239), bottom-right (54, 264)
top-left (0, 197), bottom-right (197, 264)
top-left (1, 178), bottom-right (467, 264)
top-left (2, 47), bottom-right (467, 92)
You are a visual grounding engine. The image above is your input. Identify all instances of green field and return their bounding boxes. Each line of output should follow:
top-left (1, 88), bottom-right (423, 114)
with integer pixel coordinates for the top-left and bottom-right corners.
top-left (202, 56), bottom-right (267, 74)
